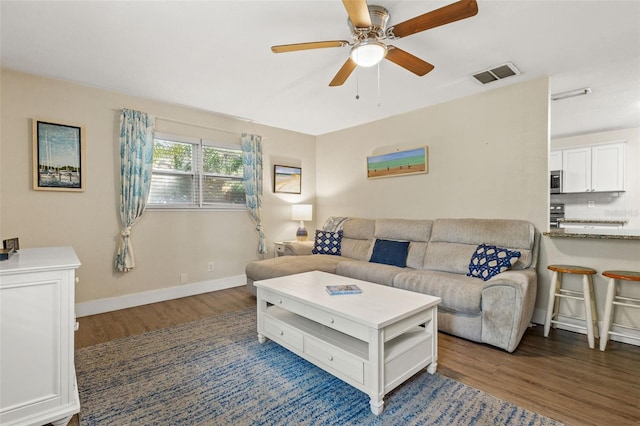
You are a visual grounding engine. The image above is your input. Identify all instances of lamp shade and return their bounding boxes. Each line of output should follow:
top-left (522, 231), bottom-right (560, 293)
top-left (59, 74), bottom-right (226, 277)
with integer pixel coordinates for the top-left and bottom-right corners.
top-left (291, 204), bottom-right (313, 221)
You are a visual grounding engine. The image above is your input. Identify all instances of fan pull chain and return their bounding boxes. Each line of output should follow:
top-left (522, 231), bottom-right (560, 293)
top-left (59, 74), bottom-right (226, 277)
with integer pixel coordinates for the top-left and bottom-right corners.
top-left (355, 66), bottom-right (360, 100)
top-left (377, 63), bottom-right (382, 107)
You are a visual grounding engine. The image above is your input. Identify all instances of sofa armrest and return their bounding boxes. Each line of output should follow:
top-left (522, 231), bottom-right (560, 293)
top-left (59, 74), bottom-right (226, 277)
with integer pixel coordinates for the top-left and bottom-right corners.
top-left (283, 241), bottom-right (314, 256)
top-left (480, 268), bottom-right (537, 352)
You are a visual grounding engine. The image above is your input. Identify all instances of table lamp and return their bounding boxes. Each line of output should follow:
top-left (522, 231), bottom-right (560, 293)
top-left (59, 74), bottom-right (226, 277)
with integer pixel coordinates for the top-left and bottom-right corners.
top-left (291, 204), bottom-right (312, 241)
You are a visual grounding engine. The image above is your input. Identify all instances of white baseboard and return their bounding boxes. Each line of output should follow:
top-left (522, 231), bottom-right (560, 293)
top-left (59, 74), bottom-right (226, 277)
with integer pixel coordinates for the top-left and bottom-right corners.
top-left (75, 275), bottom-right (248, 317)
top-left (532, 308), bottom-right (640, 348)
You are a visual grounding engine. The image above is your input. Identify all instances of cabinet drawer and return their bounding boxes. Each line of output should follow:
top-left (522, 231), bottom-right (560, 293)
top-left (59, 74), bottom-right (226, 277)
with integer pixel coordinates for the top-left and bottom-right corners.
top-left (304, 305), bottom-right (369, 341)
top-left (304, 335), bottom-right (364, 384)
top-left (263, 315), bottom-right (303, 351)
top-left (260, 289), bottom-right (305, 316)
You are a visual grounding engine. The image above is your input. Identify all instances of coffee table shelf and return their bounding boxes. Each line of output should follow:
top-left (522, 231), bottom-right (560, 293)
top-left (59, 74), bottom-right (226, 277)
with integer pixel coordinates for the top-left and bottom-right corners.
top-left (256, 271), bottom-right (440, 415)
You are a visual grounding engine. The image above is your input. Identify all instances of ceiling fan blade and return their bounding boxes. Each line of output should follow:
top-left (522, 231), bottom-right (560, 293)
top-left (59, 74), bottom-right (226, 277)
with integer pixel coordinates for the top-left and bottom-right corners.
top-left (385, 46), bottom-right (435, 76)
top-left (388, 0), bottom-right (478, 39)
top-left (329, 58), bottom-right (357, 86)
top-left (271, 40), bottom-right (350, 54)
top-left (342, 0), bottom-right (372, 28)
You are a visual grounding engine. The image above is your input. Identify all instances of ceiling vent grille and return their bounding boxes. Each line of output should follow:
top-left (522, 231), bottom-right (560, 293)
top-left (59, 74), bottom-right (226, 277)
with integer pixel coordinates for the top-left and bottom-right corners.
top-left (472, 62), bottom-right (520, 85)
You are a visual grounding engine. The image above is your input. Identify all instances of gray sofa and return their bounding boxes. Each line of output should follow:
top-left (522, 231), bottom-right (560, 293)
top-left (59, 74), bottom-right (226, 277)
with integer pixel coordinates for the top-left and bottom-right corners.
top-left (245, 217), bottom-right (539, 353)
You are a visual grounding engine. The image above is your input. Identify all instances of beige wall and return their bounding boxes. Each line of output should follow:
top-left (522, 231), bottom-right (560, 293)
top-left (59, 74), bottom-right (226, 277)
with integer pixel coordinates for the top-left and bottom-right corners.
top-left (316, 77), bottom-right (640, 333)
top-left (0, 69), bottom-right (316, 307)
top-left (3, 70), bottom-right (638, 335)
top-left (315, 77), bottom-right (550, 231)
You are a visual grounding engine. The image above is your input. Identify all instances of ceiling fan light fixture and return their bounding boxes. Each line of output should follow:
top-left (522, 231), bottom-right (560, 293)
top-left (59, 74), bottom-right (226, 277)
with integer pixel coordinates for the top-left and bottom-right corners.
top-left (350, 39), bottom-right (387, 67)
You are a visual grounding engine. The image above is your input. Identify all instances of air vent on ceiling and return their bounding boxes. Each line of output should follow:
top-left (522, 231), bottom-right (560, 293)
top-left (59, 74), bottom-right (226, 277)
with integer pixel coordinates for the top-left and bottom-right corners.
top-left (472, 62), bottom-right (520, 85)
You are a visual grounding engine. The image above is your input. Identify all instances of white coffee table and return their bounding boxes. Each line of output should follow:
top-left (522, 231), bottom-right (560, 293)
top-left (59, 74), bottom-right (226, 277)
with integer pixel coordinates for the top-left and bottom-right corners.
top-left (255, 271), bottom-right (441, 415)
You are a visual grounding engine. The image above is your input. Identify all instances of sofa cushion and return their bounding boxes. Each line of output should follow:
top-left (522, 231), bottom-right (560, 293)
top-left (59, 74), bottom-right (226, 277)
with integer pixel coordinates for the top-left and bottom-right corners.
top-left (343, 218), bottom-right (375, 240)
top-left (336, 260), bottom-right (402, 286)
top-left (393, 270), bottom-right (484, 315)
top-left (340, 218), bottom-right (375, 260)
top-left (311, 230), bottom-right (343, 255)
top-left (424, 218), bottom-right (535, 272)
top-left (375, 219), bottom-right (432, 269)
top-left (369, 239), bottom-right (410, 267)
top-left (422, 242), bottom-right (478, 275)
top-left (375, 218), bottom-right (432, 242)
top-left (467, 244), bottom-right (521, 281)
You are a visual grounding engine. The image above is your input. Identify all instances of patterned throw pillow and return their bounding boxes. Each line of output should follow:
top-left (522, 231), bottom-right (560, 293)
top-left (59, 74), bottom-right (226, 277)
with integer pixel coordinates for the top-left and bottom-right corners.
top-left (312, 230), bottom-right (343, 256)
top-left (467, 243), bottom-right (521, 281)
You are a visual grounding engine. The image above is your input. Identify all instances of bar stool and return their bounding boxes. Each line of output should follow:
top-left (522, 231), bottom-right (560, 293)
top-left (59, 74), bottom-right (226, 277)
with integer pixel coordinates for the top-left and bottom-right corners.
top-left (600, 270), bottom-right (640, 351)
top-left (544, 264), bottom-right (598, 348)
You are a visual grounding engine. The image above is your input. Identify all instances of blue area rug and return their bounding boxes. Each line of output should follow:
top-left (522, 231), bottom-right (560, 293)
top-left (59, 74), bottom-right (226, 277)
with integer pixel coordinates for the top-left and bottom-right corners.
top-left (75, 308), bottom-right (562, 425)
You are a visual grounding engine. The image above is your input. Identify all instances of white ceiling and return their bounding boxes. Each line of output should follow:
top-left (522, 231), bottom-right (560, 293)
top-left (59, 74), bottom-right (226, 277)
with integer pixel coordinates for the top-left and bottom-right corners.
top-left (2, 1), bottom-right (639, 137)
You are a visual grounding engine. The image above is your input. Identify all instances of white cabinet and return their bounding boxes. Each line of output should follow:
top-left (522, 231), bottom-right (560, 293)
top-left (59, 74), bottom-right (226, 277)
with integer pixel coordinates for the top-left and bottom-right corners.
top-left (592, 143), bottom-right (625, 191)
top-left (562, 146), bottom-right (591, 193)
top-left (562, 142), bottom-right (625, 193)
top-left (0, 247), bottom-right (81, 426)
top-left (549, 150), bottom-right (562, 171)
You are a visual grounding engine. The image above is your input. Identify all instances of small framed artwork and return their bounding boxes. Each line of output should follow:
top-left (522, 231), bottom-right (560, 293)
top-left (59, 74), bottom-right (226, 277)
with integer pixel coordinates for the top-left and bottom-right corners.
top-left (367, 146), bottom-right (428, 179)
top-left (3, 238), bottom-right (19, 252)
top-left (273, 165), bottom-right (302, 194)
top-left (33, 119), bottom-right (86, 191)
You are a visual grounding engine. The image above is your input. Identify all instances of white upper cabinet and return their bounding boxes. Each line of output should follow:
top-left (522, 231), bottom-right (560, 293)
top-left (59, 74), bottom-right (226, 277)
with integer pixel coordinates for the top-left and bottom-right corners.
top-left (549, 150), bottom-right (562, 171)
top-left (592, 142), bottom-right (625, 191)
top-left (562, 146), bottom-right (591, 193)
top-left (561, 142), bottom-right (625, 193)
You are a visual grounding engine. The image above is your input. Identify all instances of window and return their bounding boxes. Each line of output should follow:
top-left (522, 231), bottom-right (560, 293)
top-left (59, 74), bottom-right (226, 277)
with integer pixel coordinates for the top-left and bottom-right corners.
top-left (147, 134), bottom-right (246, 209)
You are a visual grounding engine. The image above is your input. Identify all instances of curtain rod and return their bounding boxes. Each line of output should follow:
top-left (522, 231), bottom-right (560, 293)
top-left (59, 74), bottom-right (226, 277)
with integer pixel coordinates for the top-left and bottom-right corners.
top-left (155, 115), bottom-right (244, 136)
top-left (117, 108), bottom-right (254, 136)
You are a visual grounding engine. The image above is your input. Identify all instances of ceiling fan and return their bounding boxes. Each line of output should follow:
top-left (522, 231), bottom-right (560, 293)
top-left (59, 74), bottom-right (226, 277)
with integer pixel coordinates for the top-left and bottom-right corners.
top-left (271, 0), bottom-right (478, 87)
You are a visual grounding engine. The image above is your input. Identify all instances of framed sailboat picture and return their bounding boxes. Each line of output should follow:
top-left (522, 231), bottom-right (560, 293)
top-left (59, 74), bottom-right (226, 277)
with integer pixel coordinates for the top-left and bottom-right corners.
top-left (33, 119), bottom-right (86, 191)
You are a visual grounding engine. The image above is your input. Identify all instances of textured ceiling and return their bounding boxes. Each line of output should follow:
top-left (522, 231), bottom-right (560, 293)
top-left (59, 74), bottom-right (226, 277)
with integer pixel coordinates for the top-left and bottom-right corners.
top-left (2, 1), bottom-right (639, 137)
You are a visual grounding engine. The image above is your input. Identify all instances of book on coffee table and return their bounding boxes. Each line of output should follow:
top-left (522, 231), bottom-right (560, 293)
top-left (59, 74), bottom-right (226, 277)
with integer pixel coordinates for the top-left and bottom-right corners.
top-left (325, 284), bottom-right (362, 295)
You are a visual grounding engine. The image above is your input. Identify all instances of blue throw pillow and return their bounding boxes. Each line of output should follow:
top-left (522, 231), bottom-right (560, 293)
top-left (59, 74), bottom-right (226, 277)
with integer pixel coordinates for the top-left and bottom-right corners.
top-left (369, 239), bottom-right (410, 267)
top-left (312, 230), bottom-right (343, 256)
top-left (467, 243), bottom-right (521, 281)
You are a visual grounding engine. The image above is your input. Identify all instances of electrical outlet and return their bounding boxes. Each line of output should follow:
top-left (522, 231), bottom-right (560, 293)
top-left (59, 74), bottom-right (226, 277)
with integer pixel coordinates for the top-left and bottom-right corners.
top-left (180, 273), bottom-right (188, 284)
top-left (207, 262), bottom-right (215, 272)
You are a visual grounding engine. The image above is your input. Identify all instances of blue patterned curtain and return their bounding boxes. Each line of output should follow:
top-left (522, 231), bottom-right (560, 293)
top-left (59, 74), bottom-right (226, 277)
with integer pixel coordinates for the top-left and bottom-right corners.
top-left (115, 109), bottom-right (155, 272)
top-left (242, 133), bottom-right (266, 254)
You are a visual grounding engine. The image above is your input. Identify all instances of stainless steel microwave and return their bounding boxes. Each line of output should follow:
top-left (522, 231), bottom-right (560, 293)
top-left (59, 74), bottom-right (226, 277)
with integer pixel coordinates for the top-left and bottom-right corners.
top-left (550, 170), bottom-right (563, 194)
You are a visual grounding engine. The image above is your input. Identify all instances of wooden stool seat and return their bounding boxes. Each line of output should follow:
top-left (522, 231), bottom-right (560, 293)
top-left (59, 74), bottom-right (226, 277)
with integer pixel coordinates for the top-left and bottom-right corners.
top-left (602, 270), bottom-right (640, 281)
top-left (544, 264), bottom-right (599, 349)
top-left (548, 265), bottom-right (597, 275)
top-left (599, 270), bottom-right (640, 351)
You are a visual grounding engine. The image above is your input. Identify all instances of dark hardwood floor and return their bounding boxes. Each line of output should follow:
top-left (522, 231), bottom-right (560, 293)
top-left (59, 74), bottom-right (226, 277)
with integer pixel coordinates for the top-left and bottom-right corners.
top-left (71, 286), bottom-right (640, 426)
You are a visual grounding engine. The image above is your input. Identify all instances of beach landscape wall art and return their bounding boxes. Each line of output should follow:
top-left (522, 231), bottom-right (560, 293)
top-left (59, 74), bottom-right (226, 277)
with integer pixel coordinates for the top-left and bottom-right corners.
top-left (273, 165), bottom-right (302, 194)
top-left (33, 119), bottom-right (86, 191)
top-left (367, 146), bottom-right (428, 179)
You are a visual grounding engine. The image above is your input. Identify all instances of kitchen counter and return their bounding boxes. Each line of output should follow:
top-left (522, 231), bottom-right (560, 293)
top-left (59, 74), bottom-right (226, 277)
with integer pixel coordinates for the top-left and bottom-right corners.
top-left (544, 228), bottom-right (640, 240)
top-left (557, 219), bottom-right (628, 225)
